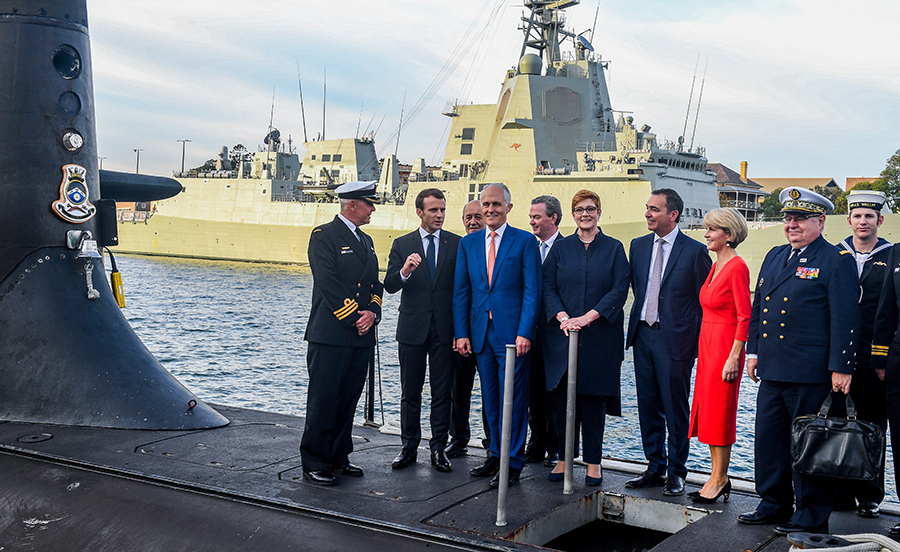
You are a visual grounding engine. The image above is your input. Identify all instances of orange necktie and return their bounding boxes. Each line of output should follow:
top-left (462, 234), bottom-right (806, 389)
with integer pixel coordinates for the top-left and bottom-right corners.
top-left (487, 231), bottom-right (497, 286)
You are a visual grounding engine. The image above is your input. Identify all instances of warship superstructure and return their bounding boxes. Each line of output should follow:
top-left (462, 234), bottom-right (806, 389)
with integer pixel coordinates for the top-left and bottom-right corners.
top-left (115, 0), bottom-right (719, 265)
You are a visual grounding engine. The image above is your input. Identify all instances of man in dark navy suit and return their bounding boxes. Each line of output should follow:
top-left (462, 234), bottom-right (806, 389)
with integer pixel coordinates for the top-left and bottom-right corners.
top-left (834, 191), bottom-right (892, 518)
top-left (384, 188), bottom-right (460, 472)
top-left (625, 188), bottom-right (711, 496)
top-left (454, 183), bottom-right (542, 488)
top-left (739, 187), bottom-right (860, 534)
top-left (301, 181), bottom-right (383, 486)
top-left (526, 195), bottom-right (563, 467)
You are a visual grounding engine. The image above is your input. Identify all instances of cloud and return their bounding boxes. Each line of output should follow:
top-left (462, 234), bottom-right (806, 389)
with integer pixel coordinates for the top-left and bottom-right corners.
top-left (84, 0), bottom-right (900, 184)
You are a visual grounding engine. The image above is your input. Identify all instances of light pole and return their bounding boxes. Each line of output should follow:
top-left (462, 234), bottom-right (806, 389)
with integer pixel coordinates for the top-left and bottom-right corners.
top-left (133, 149), bottom-right (143, 174)
top-left (98, 156), bottom-right (106, 170)
top-left (177, 139), bottom-right (191, 172)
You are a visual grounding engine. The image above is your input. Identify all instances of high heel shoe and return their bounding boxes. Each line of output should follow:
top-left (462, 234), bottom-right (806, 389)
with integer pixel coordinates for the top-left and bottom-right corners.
top-left (548, 471), bottom-right (564, 482)
top-left (687, 490), bottom-right (701, 498)
top-left (585, 474), bottom-right (603, 486)
top-left (691, 480), bottom-right (731, 504)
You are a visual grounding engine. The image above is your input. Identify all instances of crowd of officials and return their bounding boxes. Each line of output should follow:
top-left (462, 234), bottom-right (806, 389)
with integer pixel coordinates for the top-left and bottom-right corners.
top-left (300, 178), bottom-right (900, 537)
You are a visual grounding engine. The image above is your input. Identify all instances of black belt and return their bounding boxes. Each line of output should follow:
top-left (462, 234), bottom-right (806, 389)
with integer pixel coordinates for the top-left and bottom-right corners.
top-left (638, 320), bottom-right (660, 330)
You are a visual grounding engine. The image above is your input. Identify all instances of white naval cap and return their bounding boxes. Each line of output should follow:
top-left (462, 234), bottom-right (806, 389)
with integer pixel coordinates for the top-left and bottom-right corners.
top-left (779, 186), bottom-right (834, 215)
top-left (336, 180), bottom-right (378, 202)
top-left (847, 190), bottom-right (887, 212)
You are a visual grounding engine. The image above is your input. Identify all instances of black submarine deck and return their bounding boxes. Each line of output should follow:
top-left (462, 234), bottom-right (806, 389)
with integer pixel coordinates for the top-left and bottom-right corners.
top-left (0, 405), bottom-right (895, 551)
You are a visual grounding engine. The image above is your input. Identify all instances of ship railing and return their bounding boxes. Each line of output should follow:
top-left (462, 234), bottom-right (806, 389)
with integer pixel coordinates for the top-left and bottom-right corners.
top-left (723, 199), bottom-right (760, 210)
top-left (576, 141), bottom-right (617, 153)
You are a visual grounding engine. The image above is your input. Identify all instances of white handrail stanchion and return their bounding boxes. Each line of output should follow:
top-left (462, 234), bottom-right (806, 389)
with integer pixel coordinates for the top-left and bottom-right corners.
top-left (496, 344), bottom-right (517, 527)
top-left (563, 329), bottom-right (579, 495)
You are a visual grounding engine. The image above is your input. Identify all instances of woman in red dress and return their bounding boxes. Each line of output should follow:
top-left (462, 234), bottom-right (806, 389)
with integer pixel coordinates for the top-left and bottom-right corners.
top-left (689, 208), bottom-right (751, 504)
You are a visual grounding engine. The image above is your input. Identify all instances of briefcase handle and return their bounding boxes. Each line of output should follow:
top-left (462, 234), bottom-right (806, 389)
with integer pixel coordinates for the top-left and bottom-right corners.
top-left (817, 390), bottom-right (857, 421)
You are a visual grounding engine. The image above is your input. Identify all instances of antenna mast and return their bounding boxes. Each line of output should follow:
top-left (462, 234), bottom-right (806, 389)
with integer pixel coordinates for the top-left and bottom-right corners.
top-left (356, 102), bottom-right (364, 139)
top-left (395, 91), bottom-right (406, 157)
top-left (322, 67), bottom-right (327, 141)
top-left (297, 62), bottom-right (308, 143)
top-left (680, 54), bottom-right (699, 152)
top-left (689, 57), bottom-right (709, 153)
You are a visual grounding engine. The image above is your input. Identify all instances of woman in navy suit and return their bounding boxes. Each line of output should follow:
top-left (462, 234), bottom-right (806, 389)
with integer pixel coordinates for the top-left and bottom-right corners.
top-left (542, 190), bottom-right (630, 485)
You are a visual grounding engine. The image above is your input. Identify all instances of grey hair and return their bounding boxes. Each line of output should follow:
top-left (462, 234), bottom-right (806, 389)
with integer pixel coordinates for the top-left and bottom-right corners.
top-left (531, 195), bottom-right (562, 226)
top-left (480, 183), bottom-right (511, 205)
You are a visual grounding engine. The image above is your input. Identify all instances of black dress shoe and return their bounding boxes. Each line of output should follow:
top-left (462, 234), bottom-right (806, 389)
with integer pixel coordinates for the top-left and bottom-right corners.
top-left (333, 462), bottom-right (364, 477)
top-left (445, 442), bottom-right (468, 459)
top-left (663, 475), bottom-right (685, 496)
top-left (431, 450), bottom-right (452, 472)
top-left (889, 523), bottom-right (900, 537)
top-left (857, 501), bottom-right (880, 518)
top-left (470, 456), bottom-right (500, 477)
top-left (625, 470), bottom-right (666, 488)
top-left (543, 452), bottom-right (559, 467)
top-left (304, 469), bottom-right (336, 486)
top-left (738, 510), bottom-right (793, 525)
top-left (489, 467), bottom-right (522, 488)
top-left (391, 448), bottom-right (417, 469)
top-left (774, 521), bottom-right (828, 536)
top-left (524, 448), bottom-right (544, 463)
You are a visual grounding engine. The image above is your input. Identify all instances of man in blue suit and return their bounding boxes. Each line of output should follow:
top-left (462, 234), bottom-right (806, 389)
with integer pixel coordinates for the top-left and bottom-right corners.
top-left (454, 183), bottom-right (542, 488)
top-left (739, 187), bottom-right (859, 535)
top-left (625, 188), bottom-right (711, 496)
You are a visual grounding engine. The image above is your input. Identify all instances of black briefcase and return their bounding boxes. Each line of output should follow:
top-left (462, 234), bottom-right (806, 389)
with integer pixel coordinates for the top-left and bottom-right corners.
top-left (790, 391), bottom-right (884, 481)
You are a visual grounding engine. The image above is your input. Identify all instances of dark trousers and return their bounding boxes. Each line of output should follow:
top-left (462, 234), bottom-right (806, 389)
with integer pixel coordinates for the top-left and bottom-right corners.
top-left (476, 319), bottom-right (530, 470)
top-left (632, 324), bottom-right (692, 478)
top-left (836, 372), bottom-right (887, 505)
top-left (398, 322), bottom-right (454, 452)
top-left (755, 380), bottom-right (835, 528)
top-left (301, 343), bottom-right (370, 472)
top-left (550, 374), bottom-right (607, 464)
top-left (528, 333), bottom-right (559, 456)
top-left (886, 382), bottom-right (900, 497)
top-left (450, 351), bottom-right (477, 447)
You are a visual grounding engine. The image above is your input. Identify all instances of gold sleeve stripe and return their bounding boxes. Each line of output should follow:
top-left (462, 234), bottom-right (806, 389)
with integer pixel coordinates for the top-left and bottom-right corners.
top-left (872, 345), bottom-right (890, 351)
top-left (370, 294), bottom-right (382, 307)
top-left (334, 298), bottom-right (359, 320)
top-left (872, 350), bottom-right (889, 357)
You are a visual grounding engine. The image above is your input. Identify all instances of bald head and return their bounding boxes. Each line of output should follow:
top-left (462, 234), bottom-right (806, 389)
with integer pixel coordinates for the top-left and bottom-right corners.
top-left (462, 200), bottom-right (485, 234)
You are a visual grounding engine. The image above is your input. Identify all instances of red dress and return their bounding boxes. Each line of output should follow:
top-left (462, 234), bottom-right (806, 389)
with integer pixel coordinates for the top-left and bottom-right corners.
top-left (688, 256), bottom-right (751, 446)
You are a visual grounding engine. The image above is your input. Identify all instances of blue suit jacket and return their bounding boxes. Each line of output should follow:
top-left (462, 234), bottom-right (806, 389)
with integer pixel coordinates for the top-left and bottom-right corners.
top-left (747, 234), bottom-right (860, 383)
top-left (626, 230), bottom-right (711, 361)
top-left (453, 225), bottom-right (542, 354)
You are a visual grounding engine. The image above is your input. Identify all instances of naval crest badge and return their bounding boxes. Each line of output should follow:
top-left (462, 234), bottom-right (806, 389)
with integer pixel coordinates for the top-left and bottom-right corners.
top-left (789, 188), bottom-right (801, 200)
top-left (52, 164), bottom-right (96, 223)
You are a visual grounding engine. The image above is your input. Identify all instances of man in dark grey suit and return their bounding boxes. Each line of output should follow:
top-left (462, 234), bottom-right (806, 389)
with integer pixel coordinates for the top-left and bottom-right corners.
top-left (625, 188), bottom-right (711, 496)
top-left (384, 188), bottom-right (461, 472)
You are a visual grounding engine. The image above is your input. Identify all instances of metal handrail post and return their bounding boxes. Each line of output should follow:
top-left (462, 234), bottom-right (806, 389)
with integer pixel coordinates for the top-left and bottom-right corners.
top-left (496, 344), bottom-right (516, 527)
top-left (563, 329), bottom-right (579, 494)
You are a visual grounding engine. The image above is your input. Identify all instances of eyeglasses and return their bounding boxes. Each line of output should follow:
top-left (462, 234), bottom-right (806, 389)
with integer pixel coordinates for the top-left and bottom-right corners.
top-left (573, 206), bottom-right (598, 215)
top-left (782, 214), bottom-right (817, 223)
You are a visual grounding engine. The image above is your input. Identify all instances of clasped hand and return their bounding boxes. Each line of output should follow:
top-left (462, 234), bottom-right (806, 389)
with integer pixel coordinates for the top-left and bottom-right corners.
top-left (356, 310), bottom-right (375, 335)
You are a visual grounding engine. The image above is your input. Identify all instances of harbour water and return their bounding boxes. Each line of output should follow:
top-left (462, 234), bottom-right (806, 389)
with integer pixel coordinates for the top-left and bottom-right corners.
top-left (113, 253), bottom-right (896, 500)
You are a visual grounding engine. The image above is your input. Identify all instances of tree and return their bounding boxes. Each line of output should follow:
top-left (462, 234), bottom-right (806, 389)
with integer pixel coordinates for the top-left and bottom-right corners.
top-left (229, 144), bottom-right (251, 170)
top-left (814, 185), bottom-right (843, 214)
top-left (757, 187), bottom-right (783, 221)
top-left (718, 192), bottom-right (730, 208)
top-left (878, 148), bottom-right (900, 212)
top-left (190, 159), bottom-right (216, 173)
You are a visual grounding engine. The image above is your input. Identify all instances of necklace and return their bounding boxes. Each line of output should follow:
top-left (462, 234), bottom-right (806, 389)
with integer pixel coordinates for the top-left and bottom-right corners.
top-left (578, 232), bottom-right (595, 244)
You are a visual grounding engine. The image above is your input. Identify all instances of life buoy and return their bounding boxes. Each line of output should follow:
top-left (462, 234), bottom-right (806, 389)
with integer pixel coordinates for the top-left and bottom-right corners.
top-left (537, 165), bottom-right (544, 173)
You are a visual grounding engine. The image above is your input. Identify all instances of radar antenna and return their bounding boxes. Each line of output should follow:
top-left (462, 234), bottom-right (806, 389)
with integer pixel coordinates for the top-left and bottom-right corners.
top-left (296, 62), bottom-right (308, 143)
top-left (519, 1), bottom-right (579, 69)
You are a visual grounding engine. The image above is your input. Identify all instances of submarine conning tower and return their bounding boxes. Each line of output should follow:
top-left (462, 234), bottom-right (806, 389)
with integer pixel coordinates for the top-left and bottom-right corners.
top-left (0, 1), bottom-right (228, 429)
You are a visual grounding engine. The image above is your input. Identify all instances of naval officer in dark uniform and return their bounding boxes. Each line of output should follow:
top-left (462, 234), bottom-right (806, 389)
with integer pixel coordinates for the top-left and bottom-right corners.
top-left (834, 191), bottom-right (892, 518)
top-left (301, 180), bottom-right (383, 486)
top-left (740, 187), bottom-right (860, 534)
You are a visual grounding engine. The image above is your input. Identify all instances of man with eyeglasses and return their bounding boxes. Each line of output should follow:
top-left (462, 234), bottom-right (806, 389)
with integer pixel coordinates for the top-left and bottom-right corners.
top-left (740, 187), bottom-right (860, 534)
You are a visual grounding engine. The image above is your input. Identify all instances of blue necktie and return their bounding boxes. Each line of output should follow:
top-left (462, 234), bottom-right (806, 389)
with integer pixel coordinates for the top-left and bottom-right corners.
top-left (425, 234), bottom-right (436, 280)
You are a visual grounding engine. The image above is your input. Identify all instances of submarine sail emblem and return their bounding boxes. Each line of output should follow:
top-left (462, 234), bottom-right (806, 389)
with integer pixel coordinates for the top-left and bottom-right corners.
top-left (52, 163), bottom-right (96, 223)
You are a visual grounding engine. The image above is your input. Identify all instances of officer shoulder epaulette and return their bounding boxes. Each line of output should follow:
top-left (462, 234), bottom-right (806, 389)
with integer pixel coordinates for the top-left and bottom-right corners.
top-left (840, 250), bottom-right (851, 255)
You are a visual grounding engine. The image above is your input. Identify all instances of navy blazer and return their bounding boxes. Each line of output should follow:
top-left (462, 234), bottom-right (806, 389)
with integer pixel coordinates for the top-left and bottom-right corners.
top-left (626, 230), bottom-right (711, 361)
top-left (872, 244), bottom-right (900, 382)
top-left (384, 229), bottom-right (460, 346)
top-left (453, 225), bottom-right (542, 354)
top-left (542, 231), bottom-right (630, 396)
top-left (747, 234), bottom-right (860, 383)
top-left (304, 216), bottom-right (383, 347)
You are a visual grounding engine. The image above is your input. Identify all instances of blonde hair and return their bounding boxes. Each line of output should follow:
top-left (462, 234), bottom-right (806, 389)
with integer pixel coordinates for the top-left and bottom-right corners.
top-left (703, 208), bottom-right (748, 248)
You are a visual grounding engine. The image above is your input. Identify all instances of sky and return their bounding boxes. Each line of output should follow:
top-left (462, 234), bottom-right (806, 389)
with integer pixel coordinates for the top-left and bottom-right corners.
top-left (86, 0), bottom-right (900, 188)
